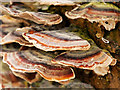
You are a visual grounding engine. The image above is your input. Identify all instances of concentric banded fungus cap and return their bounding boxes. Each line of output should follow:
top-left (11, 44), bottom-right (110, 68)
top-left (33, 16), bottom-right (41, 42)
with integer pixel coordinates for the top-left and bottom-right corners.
top-left (0, 15), bottom-right (30, 26)
top-left (0, 25), bottom-right (33, 46)
top-left (0, 57), bottom-right (25, 88)
top-left (0, 5), bottom-right (62, 25)
top-left (0, 15), bottom-right (33, 46)
top-left (22, 28), bottom-right (90, 51)
top-left (52, 46), bottom-right (115, 76)
top-left (3, 48), bottom-right (75, 83)
top-left (65, 2), bottom-right (120, 31)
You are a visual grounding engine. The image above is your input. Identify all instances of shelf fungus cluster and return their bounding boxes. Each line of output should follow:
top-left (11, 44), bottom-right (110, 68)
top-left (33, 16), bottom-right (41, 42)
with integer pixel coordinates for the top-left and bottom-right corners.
top-left (3, 48), bottom-right (75, 83)
top-left (0, 2), bottom-right (118, 87)
top-left (65, 2), bottom-right (120, 31)
top-left (0, 5), bottom-right (62, 25)
top-left (52, 46), bottom-right (116, 76)
top-left (0, 15), bottom-right (33, 46)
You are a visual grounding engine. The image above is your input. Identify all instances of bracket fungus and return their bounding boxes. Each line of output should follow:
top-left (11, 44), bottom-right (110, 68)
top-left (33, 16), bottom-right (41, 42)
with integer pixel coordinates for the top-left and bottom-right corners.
top-left (0, 24), bottom-right (33, 46)
top-left (0, 5), bottom-right (62, 25)
top-left (0, 15), bottom-right (27, 46)
top-left (0, 71), bottom-right (25, 88)
top-left (0, 15), bottom-right (33, 46)
top-left (0, 57), bottom-right (25, 88)
top-left (52, 46), bottom-right (115, 76)
top-left (0, 1), bottom-right (119, 88)
top-left (0, 15), bottom-right (30, 26)
top-left (0, 44), bottom-right (21, 56)
top-left (12, 72), bottom-right (41, 84)
top-left (3, 48), bottom-right (75, 83)
top-left (65, 2), bottom-right (120, 31)
top-left (22, 29), bottom-right (90, 51)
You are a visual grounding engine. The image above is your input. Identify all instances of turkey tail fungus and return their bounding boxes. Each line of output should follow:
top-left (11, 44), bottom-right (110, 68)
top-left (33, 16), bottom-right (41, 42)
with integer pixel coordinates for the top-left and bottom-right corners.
top-left (65, 2), bottom-right (120, 31)
top-left (22, 29), bottom-right (90, 51)
top-left (3, 48), bottom-right (75, 83)
top-left (52, 46), bottom-right (116, 76)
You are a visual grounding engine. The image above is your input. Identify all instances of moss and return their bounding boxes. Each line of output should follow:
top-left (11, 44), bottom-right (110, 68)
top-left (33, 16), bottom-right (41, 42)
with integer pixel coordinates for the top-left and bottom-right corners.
top-left (68, 17), bottom-right (120, 54)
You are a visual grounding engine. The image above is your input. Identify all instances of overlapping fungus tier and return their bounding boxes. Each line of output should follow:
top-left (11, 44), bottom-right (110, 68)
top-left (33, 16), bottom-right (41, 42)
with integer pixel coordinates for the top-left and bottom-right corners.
top-left (0, 5), bottom-right (62, 25)
top-left (65, 2), bottom-right (120, 31)
top-left (3, 48), bottom-right (75, 82)
top-left (0, 15), bottom-right (30, 26)
top-left (0, 44), bottom-right (21, 56)
top-left (0, 15), bottom-right (21, 41)
top-left (0, 25), bottom-right (33, 46)
top-left (0, 15), bottom-right (33, 46)
top-left (22, 29), bottom-right (90, 51)
top-left (52, 46), bottom-right (114, 75)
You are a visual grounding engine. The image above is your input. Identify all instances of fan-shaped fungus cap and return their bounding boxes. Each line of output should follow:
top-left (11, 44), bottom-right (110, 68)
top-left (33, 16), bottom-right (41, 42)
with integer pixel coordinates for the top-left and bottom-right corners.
top-left (0, 5), bottom-right (62, 25)
top-left (22, 28), bottom-right (90, 51)
top-left (0, 15), bottom-right (33, 46)
top-left (3, 48), bottom-right (75, 83)
top-left (0, 25), bottom-right (33, 46)
top-left (0, 15), bottom-right (30, 26)
top-left (52, 46), bottom-right (115, 76)
top-left (65, 2), bottom-right (120, 31)
top-left (0, 58), bottom-right (25, 88)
